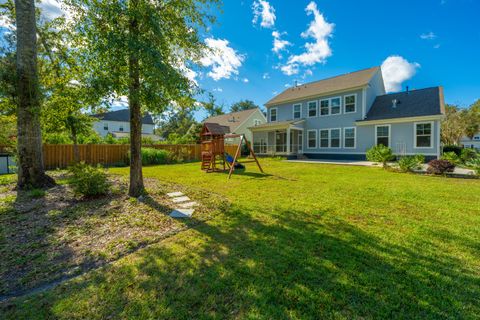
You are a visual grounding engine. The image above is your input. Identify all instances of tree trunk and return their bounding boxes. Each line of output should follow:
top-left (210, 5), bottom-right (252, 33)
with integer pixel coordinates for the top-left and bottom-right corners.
top-left (128, 0), bottom-right (144, 197)
top-left (15, 0), bottom-right (54, 189)
top-left (71, 128), bottom-right (80, 164)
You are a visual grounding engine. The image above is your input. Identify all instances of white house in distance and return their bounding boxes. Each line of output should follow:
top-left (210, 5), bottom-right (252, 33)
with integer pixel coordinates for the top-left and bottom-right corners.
top-left (92, 109), bottom-right (158, 140)
top-left (203, 108), bottom-right (267, 143)
top-left (461, 133), bottom-right (480, 150)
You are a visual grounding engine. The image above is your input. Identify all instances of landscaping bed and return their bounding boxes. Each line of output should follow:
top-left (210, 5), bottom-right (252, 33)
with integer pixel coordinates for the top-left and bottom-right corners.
top-left (0, 172), bottom-right (227, 300)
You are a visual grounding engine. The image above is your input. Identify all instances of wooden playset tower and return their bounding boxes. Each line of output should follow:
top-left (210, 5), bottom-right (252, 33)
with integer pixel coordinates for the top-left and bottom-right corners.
top-left (200, 123), bottom-right (227, 172)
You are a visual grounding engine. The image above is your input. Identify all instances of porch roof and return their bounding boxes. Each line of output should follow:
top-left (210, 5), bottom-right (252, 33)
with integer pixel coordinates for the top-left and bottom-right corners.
top-left (249, 119), bottom-right (305, 132)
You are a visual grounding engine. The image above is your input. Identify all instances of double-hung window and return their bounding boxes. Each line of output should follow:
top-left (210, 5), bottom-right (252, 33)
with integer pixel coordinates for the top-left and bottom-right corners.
top-left (415, 122), bottom-right (433, 148)
top-left (320, 99), bottom-right (329, 116)
top-left (293, 104), bottom-right (302, 119)
top-left (119, 125), bottom-right (124, 132)
top-left (308, 101), bottom-right (317, 117)
top-left (344, 128), bottom-right (356, 148)
top-left (330, 97), bottom-right (341, 115)
top-left (319, 129), bottom-right (329, 148)
top-left (270, 108), bottom-right (277, 122)
top-left (376, 125), bottom-right (390, 147)
top-left (344, 95), bottom-right (356, 113)
top-left (307, 130), bottom-right (317, 149)
top-left (103, 123), bottom-right (108, 131)
top-left (330, 129), bottom-right (341, 148)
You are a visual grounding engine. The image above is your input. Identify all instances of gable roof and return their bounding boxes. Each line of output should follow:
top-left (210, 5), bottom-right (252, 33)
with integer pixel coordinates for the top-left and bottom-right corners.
top-left (203, 108), bottom-right (262, 133)
top-left (266, 67), bottom-right (380, 107)
top-left (362, 87), bottom-right (445, 121)
top-left (203, 122), bottom-right (230, 135)
top-left (93, 109), bottom-right (155, 125)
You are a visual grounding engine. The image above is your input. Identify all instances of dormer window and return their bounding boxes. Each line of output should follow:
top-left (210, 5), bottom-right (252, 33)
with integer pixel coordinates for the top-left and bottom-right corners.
top-left (344, 94), bottom-right (356, 113)
top-left (293, 104), bottom-right (301, 119)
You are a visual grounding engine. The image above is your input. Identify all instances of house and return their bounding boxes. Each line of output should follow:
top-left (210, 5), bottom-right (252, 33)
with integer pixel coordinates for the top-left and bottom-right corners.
top-left (92, 109), bottom-right (159, 140)
top-left (250, 67), bottom-right (445, 160)
top-left (203, 108), bottom-right (267, 143)
top-left (460, 133), bottom-right (480, 151)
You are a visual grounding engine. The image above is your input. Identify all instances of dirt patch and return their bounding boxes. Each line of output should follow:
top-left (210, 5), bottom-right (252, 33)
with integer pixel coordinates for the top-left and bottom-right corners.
top-left (0, 172), bottom-right (227, 298)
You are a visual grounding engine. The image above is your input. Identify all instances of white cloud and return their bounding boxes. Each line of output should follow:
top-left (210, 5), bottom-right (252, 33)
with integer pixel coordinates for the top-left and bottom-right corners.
top-left (262, 73), bottom-right (270, 79)
top-left (243, 78), bottom-right (249, 83)
top-left (213, 87), bottom-right (223, 92)
top-left (39, 0), bottom-right (66, 20)
top-left (381, 55), bottom-right (420, 93)
top-left (201, 38), bottom-right (245, 81)
top-left (252, 0), bottom-right (276, 28)
top-left (420, 32), bottom-right (436, 40)
top-left (272, 31), bottom-right (292, 57)
top-left (281, 1), bottom-right (334, 76)
top-left (434, 44), bottom-right (441, 49)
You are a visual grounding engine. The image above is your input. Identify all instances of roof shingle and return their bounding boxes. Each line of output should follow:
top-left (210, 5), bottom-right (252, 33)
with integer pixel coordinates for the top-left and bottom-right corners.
top-left (93, 109), bottom-right (154, 125)
top-left (203, 108), bottom-right (261, 133)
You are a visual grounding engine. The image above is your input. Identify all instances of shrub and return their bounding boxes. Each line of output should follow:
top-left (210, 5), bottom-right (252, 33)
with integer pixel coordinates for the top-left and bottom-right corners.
top-left (443, 145), bottom-right (462, 156)
top-left (460, 148), bottom-right (478, 163)
top-left (441, 152), bottom-right (461, 165)
top-left (68, 162), bottom-right (110, 197)
top-left (398, 154), bottom-right (425, 172)
top-left (128, 148), bottom-right (173, 165)
top-left (366, 145), bottom-right (395, 168)
top-left (426, 159), bottom-right (455, 175)
top-left (466, 158), bottom-right (480, 176)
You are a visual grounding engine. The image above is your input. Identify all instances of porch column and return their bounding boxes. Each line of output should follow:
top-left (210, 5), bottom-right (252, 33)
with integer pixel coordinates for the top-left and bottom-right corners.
top-left (286, 127), bottom-right (291, 154)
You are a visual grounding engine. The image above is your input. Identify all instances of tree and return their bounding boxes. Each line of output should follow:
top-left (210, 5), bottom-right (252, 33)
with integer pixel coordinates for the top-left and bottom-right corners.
top-left (14, 0), bottom-right (54, 189)
top-left (464, 100), bottom-right (480, 140)
top-left (67, 0), bottom-right (219, 197)
top-left (230, 99), bottom-right (259, 113)
top-left (156, 107), bottom-right (198, 141)
top-left (441, 105), bottom-right (466, 145)
top-left (202, 92), bottom-right (224, 119)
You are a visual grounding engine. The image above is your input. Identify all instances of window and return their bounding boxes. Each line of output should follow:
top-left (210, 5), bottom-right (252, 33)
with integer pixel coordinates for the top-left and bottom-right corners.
top-left (270, 108), bottom-right (277, 122)
top-left (103, 123), bottom-right (108, 131)
top-left (376, 125), bottom-right (390, 147)
top-left (344, 128), bottom-right (356, 148)
top-left (330, 97), bottom-right (341, 115)
top-left (308, 101), bottom-right (317, 117)
top-left (330, 129), bottom-right (341, 148)
top-left (293, 104), bottom-right (302, 119)
top-left (415, 122), bottom-right (433, 148)
top-left (254, 119), bottom-right (262, 126)
top-left (319, 129), bottom-right (329, 148)
top-left (119, 126), bottom-right (124, 132)
top-left (320, 99), bottom-right (329, 116)
top-left (344, 94), bottom-right (356, 113)
top-left (307, 130), bottom-right (317, 149)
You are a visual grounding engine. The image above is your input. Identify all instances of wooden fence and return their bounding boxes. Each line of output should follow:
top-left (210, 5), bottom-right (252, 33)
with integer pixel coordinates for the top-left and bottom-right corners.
top-left (42, 144), bottom-right (241, 169)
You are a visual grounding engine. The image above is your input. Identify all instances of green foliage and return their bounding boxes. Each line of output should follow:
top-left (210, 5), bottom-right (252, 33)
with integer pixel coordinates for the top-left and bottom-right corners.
top-left (398, 155), bottom-right (425, 172)
top-left (230, 100), bottom-right (259, 113)
top-left (28, 189), bottom-right (46, 198)
top-left (128, 148), bottom-right (174, 166)
top-left (0, 115), bottom-right (16, 152)
top-left (43, 132), bottom-right (72, 144)
top-left (427, 159), bottom-right (456, 175)
top-left (366, 145), bottom-right (395, 168)
top-left (443, 145), bottom-right (462, 156)
top-left (460, 148), bottom-right (478, 163)
top-left (202, 92), bottom-right (224, 118)
top-left (441, 152), bottom-right (461, 165)
top-left (68, 163), bottom-right (110, 197)
top-left (466, 158), bottom-right (480, 176)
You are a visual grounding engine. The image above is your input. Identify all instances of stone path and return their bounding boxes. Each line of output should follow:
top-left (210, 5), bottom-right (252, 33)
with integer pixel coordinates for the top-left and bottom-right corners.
top-left (166, 192), bottom-right (198, 218)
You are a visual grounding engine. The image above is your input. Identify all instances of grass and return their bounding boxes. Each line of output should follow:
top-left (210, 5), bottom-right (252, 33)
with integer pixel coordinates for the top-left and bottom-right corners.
top-left (2, 159), bottom-right (480, 319)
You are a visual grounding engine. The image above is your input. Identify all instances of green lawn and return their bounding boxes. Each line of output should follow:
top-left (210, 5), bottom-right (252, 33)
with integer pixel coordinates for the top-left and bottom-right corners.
top-left (3, 159), bottom-right (480, 319)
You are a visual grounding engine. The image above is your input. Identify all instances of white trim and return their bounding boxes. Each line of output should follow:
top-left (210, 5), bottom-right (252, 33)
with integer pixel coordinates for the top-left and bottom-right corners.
top-left (270, 107), bottom-right (278, 122)
top-left (343, 127), bottom-right (356, 149)
top-left (292, 103), bottom-right (302, 120)
top-left (375, 124), bottom-right (391, 147)
top-left (330, 96), bottom-right (342, 115)
top-left (414, 121), bottom-right (434, 149)
top-left (356, 115), bottom-right (444, 126)
top-left (307, 129), bottom-right (317, 149)
top-left (319, 129), bottom-right (329, 148)
top-left (329, 128), bottom-right (342, 149)
top-left (235, 108), bottom-right (267, 130)
top-left (344, 93), bottom-right (357, 114)
top-left (307, 101), bottom-right (318, 118)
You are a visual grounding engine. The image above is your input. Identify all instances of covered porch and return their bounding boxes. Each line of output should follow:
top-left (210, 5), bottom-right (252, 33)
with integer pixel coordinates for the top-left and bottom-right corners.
top-left (250, 120), bottom-right (305, 156)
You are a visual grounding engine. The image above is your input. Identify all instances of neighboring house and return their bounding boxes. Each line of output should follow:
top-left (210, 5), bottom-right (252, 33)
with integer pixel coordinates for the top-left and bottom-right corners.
top-left (251, 67), bottom-right (445, 160)
top-left (460, 133), bottom-right (480, 150)
top-left (92, 109), bottom-right (159, 140)
top-left (203, 108), bottom-right (267, 142)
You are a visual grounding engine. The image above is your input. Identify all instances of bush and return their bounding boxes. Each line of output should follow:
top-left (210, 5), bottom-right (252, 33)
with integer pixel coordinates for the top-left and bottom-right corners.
top-left (443, 145), bottom-right (462, 156)
top-left (460, 148), bottom-right (478, 163)
top-left (441, 152), bottom-right (461, 165)
top-left (68, 162), bottom-right (110, 197)
top-left (466, 158), bottom-right (480, 176)
top-left (426, 159), bottom-right (455, 175)
top-left (366, 145), bottom-right (395, 168)
top-left (398, 154), bottom-right (425, 172)
top-left (128, 148), bottom-right (173, 165)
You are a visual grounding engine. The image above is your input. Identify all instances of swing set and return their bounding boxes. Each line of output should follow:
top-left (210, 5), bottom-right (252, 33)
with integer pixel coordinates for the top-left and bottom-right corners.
top-left (200, 123), bottom-right (264, 179)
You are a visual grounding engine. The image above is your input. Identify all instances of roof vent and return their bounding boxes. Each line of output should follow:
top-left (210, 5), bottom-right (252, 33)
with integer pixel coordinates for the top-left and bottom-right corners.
top-left (392, 99), bottom-right (399, 108)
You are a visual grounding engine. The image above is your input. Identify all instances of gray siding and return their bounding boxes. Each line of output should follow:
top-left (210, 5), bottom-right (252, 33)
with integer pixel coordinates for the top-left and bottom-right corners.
top-left (234, 109), bottom-right (266, 142)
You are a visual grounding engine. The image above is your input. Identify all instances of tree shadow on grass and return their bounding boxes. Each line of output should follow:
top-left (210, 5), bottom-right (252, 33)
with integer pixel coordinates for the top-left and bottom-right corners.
top-left (4, 202), bottom-right (479, 319)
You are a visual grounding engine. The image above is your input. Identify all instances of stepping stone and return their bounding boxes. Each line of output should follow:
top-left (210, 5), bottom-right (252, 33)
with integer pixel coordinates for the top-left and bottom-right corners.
top-left (169, 208), bottom-right (195, 218)
top-left (172, 196), bottom-right (190, 203)
top-left (167, 191), bottom-right (184, 198)
top-left (179, 201), bottom-right (198, 208)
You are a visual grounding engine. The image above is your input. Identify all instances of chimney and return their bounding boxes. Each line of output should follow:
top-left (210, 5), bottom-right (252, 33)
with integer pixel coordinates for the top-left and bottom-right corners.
top-left (406, 86), bottom-right (409, 94)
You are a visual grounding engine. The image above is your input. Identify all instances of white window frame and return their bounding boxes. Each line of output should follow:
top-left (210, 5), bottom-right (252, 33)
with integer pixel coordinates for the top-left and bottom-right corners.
top-left (375, 124), bottom-right (391, 147)
top-left (329, 128), bottom-right (342, 149)
top-left (319, 99), bottom-right (330, 116)
top-left (253, 119), bottom-right (262, 126)
top-left (414, 121), bottom-right (434, 149)
top-left (307, 101), bottom-right (318, 118)
top-left (270, 107), bottom-right (278, 122)
top-left (319, 129), bottom-right (329, 148)
top-left (119, 125), bottom-right (124, 132)
top-left (343, 127), bottom-right (356, 149)
top-left (307, 129), bottom-right (317, 149)
top-left (344, 94), bottom-right (357, 114)
top-left (330, 96), bottom-right (342, 115)
top-left (292, 103), bottom-right (302, 120)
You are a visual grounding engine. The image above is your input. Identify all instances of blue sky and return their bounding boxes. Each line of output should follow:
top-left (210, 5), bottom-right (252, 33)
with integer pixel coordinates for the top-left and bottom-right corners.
top-left (193, 0), bottom-right (480, 119)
